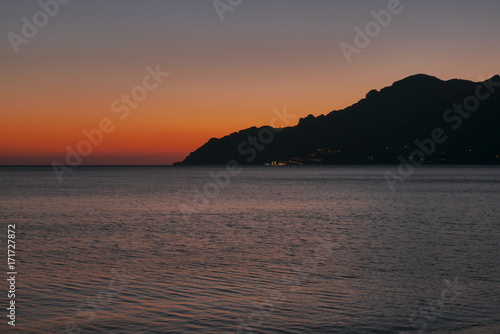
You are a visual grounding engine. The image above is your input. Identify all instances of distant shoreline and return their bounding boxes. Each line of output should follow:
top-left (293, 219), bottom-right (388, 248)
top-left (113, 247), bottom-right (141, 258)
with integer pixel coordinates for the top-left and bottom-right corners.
top-left (1, 164), bottom-right (500, 168)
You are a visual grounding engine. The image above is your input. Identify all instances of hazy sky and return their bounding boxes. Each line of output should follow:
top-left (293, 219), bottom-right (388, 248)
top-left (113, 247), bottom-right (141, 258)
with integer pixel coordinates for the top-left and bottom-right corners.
top-left (1, 0), bottom-right (499, 165)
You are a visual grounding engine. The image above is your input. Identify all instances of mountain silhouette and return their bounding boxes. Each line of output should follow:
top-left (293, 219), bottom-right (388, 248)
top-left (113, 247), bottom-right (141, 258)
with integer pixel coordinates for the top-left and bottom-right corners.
top-left (176, 74), bottom-right (500, 165)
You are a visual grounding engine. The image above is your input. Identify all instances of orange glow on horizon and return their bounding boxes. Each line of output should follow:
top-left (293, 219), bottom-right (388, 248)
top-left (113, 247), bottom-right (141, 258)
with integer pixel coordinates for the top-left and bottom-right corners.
top-left (1, 69), bottom-right (496, 165)
top-left (2, 1), bottom-right (499, 165)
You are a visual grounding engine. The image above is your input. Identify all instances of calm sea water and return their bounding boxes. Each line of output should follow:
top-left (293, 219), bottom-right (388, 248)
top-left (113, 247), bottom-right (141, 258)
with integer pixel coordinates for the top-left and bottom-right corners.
top-left (0, 166), bottom-right (499, 333)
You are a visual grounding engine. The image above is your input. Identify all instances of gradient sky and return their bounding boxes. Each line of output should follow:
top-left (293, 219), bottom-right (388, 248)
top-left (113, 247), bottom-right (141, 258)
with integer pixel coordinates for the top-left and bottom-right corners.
top-left (1, 0), bottom-right (499, 165)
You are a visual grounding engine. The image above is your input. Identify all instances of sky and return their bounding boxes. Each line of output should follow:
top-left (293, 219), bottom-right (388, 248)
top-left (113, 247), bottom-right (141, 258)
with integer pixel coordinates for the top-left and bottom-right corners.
top-left (1, 0), bottom-right (499, 165)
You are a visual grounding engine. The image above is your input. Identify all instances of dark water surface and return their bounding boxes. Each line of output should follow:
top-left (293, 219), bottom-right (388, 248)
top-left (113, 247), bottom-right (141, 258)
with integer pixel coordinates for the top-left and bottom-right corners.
top-left (0, 166), bottom-right (499, 333)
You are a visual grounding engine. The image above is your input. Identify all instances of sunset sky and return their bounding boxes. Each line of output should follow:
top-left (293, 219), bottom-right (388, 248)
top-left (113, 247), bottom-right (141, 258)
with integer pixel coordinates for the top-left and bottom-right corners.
top-left (1, 0), bottom-right (499, 165)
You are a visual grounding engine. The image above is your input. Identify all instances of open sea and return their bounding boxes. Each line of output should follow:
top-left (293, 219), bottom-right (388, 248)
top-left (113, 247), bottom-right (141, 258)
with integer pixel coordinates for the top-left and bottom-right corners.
top-left (0, 166), bottom-right (499, 333)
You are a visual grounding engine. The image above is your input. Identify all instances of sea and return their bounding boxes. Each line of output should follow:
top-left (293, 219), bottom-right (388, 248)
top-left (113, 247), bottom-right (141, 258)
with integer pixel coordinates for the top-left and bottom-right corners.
top-left (0, 166), bottom-right (499, 333)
